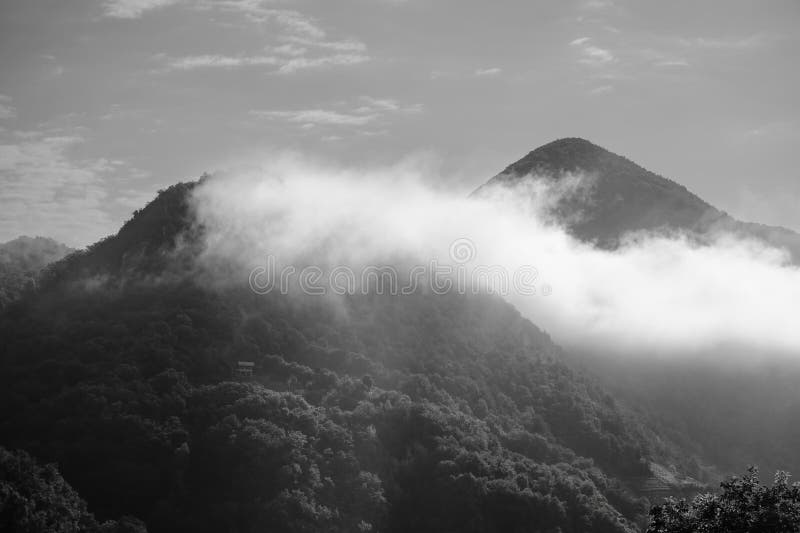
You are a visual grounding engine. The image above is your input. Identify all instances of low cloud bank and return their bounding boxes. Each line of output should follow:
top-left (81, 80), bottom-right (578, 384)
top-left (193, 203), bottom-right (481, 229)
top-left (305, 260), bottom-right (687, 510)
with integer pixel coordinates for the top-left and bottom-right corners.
top-left (191, 154), bottom-right (800, 358)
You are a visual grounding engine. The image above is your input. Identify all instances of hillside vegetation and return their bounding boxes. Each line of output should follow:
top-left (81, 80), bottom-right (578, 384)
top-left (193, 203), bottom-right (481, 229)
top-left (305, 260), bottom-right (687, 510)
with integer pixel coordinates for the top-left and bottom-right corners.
top-left (0, 181), bottom-right (705, 532)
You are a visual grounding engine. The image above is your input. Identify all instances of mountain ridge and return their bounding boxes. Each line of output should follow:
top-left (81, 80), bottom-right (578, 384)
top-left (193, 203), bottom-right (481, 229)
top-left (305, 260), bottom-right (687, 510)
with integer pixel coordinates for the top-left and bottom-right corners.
top-left (0, 235), bottom-right (74, 308)
top-left (476, 138), bottom-right (800, 261)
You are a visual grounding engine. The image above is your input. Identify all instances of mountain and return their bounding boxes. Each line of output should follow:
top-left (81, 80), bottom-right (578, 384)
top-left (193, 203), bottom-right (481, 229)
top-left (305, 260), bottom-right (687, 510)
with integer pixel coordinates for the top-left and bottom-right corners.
top-left (0, 236), bottom-right (74, 308)
top-left (476, 138), bottom-right (800, 262)
top-left (0, 179), bottom-right (708, 532)
top-left (477, 138), bottom-right (800, 480)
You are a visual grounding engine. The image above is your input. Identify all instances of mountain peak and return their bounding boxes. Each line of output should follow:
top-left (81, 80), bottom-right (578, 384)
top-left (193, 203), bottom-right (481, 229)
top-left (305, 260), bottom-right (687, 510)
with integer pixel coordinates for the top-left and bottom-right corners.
top-left (499, 137), bottom-right (631, 178)
top-left (536, 137), bottom-right (601, 150)
top-left (0, 236), bottom-right (74, 268)
top-left (480, 139), bottom-right (800, 261)
top-left (480, 138), bottom-right (721, 247)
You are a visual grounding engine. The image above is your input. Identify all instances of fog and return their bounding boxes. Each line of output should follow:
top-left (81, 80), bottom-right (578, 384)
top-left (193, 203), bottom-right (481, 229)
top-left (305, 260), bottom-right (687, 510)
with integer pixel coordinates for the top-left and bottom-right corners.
top-left (191, 153), bottom-right (800, 359)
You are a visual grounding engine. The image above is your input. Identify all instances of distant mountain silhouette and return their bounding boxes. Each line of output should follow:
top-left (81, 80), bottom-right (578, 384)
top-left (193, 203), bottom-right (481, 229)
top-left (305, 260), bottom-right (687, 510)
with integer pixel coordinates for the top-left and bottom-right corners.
top-left (0, 236), bottom-right (74, 308)
top-left (477, 138), bottom-right (800, 262)
top-left (0, 236), bottom-right (73, 271)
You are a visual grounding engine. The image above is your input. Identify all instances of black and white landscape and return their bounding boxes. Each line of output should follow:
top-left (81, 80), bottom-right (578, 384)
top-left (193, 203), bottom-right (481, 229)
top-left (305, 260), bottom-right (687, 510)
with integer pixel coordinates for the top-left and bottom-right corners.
top-left (2, 2), bottom-right (800, 532)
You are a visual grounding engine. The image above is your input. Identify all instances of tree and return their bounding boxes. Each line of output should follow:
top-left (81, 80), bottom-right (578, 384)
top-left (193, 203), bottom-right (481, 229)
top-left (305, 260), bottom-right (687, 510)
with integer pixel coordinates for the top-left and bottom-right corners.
top-left (648, 466), bottom-right (800, 533)
top-left (0, 447), bottom-right (146, 533)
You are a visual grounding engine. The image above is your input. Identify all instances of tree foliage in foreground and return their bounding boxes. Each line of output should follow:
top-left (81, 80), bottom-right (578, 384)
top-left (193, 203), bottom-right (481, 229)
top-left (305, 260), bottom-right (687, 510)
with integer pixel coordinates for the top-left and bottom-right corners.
top-left (0, 447), bottom-right (146, 533)
top-left (648, 466), bottom-right (800, 533)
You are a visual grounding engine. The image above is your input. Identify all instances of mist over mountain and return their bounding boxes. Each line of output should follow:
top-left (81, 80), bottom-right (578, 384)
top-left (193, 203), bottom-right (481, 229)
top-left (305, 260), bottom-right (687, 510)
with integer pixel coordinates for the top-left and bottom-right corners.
top-left (477, 138), bottom-right (800, 263)
top-left (0, 236), bottom-right (74, 309)
top-left (476, 138), bottom-right (800, 484)
top-left (2, 140), bottom-right (800, 532)
top-left (0, 161), bottom-right (717, 533)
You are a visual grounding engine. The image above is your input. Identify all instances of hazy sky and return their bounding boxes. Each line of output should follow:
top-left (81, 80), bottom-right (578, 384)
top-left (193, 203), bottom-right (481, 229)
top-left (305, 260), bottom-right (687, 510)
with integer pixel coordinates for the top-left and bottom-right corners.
top-left (0, 0), bottom-right (798, 247)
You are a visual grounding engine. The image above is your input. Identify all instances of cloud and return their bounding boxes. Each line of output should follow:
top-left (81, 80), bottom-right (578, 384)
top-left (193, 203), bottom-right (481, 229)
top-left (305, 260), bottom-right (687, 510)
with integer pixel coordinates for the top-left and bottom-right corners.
top-left (474, 67), bottom-right (502, 77)
top-left (579, 45), bottom-right (615, 66)
top-left (0, 95), bottom-right (16, 120)
top-left (156, 6), bottom-right (369, 74)
top-left (274, 54), bottom-right (369, 74)
top-left (581, 0), bottom-right (615, 10)
top-left (354, 96), bottom-right (422, 114)
top-left (250, 96), bottom-right (421, 129)
top-left (589, 85), bottom-right (614, 95)
top-left (162, 51), bottom-right (368, 74)
top-left (103, 0), bottom-right (284, 20)
top-left (569, 36), bottom-right (692, 77)
top-left (106, 1), bottom-right (370, 75)
top-left (191, 158), bottom-right (800, 359)
top-left (103, 0), bottom-right (182, 18)
top-left (283, 37), bottom-right (367, 52)
top-left (654, 59), bottom-right (690, 68)
top-left (570, 37), bottom-right (616, 67)
top-left (165, 54), bottom-right (277, 69)
top-left (267, 9), bottom-right (326, 40)
top-left (677, 35), bottom-right (765, 50)
top-left (252, 110), bottom-right (377, 127)
top-left (0, 129), bottom-right (149, 247)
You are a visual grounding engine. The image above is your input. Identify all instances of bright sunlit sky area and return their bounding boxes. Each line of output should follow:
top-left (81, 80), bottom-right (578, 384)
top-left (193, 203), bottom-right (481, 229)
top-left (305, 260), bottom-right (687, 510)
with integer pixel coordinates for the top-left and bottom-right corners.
top-left (1, 0), bottom-right (798, 247)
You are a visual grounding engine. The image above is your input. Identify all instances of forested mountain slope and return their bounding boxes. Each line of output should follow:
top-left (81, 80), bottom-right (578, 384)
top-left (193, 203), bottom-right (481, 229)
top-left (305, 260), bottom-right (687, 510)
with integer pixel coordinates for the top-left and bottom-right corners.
top-left (477, 138), bottom-right (800, 262)
top-left (0, 178), bottom-right (704, 532)
top-left (477, 138), bottom-right (800, 486)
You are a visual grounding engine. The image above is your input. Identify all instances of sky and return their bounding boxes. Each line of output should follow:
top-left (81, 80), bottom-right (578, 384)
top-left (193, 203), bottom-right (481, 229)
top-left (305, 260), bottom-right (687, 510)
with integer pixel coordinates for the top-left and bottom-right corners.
top-left (0, 0), bottom-right (798, 247)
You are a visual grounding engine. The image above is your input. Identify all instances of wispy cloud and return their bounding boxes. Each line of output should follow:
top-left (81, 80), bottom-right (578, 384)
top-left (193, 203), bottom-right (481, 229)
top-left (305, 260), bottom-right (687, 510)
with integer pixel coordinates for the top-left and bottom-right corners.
top-left (354, 96), bottom-right (422, 114)
top-left (580, 45), bottom-right (616, 66)
top-left (163, 51), bottom-right (368, 74)
top-left (283, 37), bottom-right (367, 52)
top-left (654, 59), bottom-right (690, 68)
top-left (589, 84), bottom-right (614, 95)
top-left (474, 67), bottom-right (502, 77)
top-left (252, 109), bottom-right (377, 127)
top-left (0, 95), bottom-right (16, 120)
top-left (569, 37), bottom-right (616, 67)
top-left (107, 1), bottom-right (370, 75)
top-left (581, 0), bottom-right (615, 10)
top-left (103, 0), bottom-right (284, 20)
top-left (677, 35), bottom-right (765, 50)
top-left (273, 54), bottom-right (369, 74)
top-left (0, 129), bottom-right (149, 246)
top-left (250, 96), bottom-right (421, 130)
top-left (165, 54), bottom-right (276, 69)
top-left (104, 0), bottom-right (360, 54)
top-left (103, 0), bottom-right (183, 18)
top-left (156, 5), bottom-right (369, 74)
top-left (570, 35), bottom-right (692, 75)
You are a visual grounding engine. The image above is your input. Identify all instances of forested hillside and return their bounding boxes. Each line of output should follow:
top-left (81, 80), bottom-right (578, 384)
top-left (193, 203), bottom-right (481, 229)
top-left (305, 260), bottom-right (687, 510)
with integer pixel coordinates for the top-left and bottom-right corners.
top-left (0, 180), bottom-right (704, 532)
